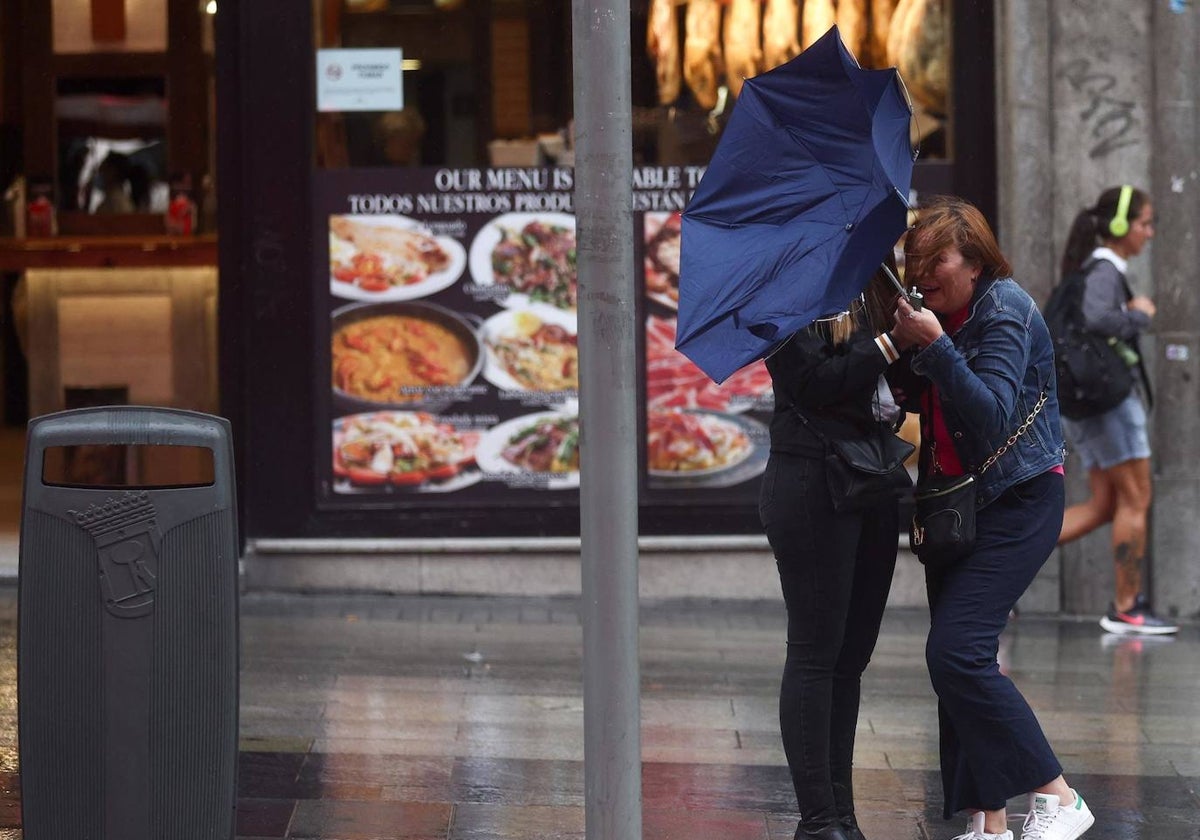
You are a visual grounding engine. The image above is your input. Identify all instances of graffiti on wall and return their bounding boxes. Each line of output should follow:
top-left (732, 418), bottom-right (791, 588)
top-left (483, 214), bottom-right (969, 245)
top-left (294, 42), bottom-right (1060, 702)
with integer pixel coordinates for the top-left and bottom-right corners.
top-left (1056, 58), bottom-right (1143, 159)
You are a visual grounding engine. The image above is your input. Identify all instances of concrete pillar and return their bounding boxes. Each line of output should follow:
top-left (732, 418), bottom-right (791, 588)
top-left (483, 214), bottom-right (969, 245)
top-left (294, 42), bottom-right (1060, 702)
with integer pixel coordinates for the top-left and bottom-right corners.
top-left (995, 0), bottom-right (1055, 304)
top-left (1047, 2), bottom-right (1155, 615)
top-left (1149, 2), bottom-right (1200, 620)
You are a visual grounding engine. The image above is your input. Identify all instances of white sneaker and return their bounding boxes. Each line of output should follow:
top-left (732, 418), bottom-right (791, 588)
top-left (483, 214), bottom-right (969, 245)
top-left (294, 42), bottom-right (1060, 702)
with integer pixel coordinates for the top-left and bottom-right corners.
top-left (951, 811), bottom-right (1013, 840)
top-left (1020, 790), bottom-right (1095, 840)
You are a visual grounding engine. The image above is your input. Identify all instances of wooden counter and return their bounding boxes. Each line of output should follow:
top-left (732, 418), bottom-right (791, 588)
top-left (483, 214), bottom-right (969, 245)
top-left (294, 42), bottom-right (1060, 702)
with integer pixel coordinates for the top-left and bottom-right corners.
top-left (0, 235), bottom-right (217, 271)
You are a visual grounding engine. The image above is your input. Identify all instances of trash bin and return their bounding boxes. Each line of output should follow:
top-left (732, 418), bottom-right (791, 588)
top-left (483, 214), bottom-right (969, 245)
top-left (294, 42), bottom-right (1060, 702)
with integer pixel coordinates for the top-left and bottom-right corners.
top-left (18, 406), bottom-right (239, 840)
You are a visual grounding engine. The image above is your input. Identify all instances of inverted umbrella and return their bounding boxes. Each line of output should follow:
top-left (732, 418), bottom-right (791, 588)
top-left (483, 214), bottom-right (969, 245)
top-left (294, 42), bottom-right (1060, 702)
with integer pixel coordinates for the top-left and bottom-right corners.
top-left (675, 25), bottom-right (916, 384)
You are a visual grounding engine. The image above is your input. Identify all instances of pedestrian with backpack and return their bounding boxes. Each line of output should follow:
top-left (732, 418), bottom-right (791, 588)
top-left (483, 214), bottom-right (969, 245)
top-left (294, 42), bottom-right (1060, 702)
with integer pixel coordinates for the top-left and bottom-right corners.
top-left (1053, 185), bottom-right (1177, 636)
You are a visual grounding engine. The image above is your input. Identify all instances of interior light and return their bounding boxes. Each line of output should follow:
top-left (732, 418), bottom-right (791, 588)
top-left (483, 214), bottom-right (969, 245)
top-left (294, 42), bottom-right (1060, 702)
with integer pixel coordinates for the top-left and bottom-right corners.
top-left (401, 59), bottom-right (422, 71)
top-left (205, 1), bottom-right (216, 14)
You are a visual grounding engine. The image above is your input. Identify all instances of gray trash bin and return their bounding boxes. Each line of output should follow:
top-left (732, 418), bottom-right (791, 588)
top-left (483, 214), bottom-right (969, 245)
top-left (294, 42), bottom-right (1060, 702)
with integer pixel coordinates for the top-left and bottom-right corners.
top-left (18, 406), bottom-right (239, 840)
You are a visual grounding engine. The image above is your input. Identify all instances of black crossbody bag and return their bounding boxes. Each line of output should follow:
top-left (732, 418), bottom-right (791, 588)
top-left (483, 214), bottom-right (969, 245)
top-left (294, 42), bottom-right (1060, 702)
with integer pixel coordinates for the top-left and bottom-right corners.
top-left (910, 390), bottom-right (1048, 570)
top-left (792, 407), bottom-right (914, 514)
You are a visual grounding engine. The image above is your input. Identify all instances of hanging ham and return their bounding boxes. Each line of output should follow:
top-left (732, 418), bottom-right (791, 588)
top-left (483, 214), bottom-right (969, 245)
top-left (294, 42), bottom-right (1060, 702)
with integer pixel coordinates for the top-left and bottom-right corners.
top-left (836, 0), bottom-right (869, 64)
top-left (801, 0), bottom-right (836, 50)
top-left (647, 0), bottom-right (682, 105)
top-left (684, 0), bottom-right (724, 109)
top-left (723, 0), bottom-right (762, 98)
top-left (761, 0), bottom-right (800, 71)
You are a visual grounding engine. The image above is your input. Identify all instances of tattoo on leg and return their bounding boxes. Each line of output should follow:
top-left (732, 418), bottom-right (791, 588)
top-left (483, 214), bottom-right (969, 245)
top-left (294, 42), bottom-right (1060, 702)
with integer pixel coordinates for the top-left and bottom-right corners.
top-left (1114, 541), bottom-right (1143, 604)
top-left (1115, 542), bottom-right (1141, 573)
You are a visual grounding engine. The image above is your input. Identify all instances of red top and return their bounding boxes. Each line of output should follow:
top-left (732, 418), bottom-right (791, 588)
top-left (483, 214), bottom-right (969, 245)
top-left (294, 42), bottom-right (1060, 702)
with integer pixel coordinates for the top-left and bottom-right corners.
top-left (922, 307), bottom-right (970, 476)
top-left (922, 306), bottom-right (1065, 477)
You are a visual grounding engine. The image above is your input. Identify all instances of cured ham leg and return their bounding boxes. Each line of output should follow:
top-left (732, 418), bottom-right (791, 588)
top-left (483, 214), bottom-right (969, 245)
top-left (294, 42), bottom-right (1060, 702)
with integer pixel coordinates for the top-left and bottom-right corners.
top-left (870, 0), bottom-right (899, 66)
top-left (647, 0), bottom-right (681, 105)
top-left (684, 0), bottom-right (723, 109)
top-left (723, 0), bottom-right (762, 99)
top-left (801, 0), bottom-right (836, 50)
top-left (761, 0), bottom-right (800, 70)
top-left (836, 0), bottom-right (869, 64)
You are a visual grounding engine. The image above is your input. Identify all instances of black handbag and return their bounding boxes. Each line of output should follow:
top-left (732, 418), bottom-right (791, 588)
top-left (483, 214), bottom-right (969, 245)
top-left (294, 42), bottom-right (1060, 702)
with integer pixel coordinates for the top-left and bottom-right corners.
top-left (793, 407), bottom-right (915, 514)
top-left (911, 390), bottom-right (1048, 569)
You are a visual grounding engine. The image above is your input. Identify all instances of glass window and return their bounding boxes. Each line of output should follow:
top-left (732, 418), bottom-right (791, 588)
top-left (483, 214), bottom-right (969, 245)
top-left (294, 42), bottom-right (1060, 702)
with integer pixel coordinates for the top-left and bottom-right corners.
top-left (633, 0), bottom-right (951, 165)
top-left (314, 1), bottom-right (953, 170)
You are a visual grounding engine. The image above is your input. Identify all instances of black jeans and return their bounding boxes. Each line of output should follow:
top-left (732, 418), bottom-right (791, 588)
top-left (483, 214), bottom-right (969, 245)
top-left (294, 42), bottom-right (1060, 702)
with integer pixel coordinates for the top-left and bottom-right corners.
top-left (925, 470), bottom-right (1065, 818)
top-left (759, 452), bottom-right (899, 828)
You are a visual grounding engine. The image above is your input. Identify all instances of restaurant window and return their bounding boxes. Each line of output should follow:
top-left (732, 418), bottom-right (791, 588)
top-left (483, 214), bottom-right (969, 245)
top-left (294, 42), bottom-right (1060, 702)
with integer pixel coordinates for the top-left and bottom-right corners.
top-left (313, 0), bottom-right (953, 170)
top-left (298, 0), bottom-right (970, 530)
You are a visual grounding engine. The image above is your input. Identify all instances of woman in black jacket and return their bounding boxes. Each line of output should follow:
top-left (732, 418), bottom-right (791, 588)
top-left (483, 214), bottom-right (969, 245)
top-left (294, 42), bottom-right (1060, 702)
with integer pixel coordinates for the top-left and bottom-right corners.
top-left (759, 266), bottom-right (906, 840)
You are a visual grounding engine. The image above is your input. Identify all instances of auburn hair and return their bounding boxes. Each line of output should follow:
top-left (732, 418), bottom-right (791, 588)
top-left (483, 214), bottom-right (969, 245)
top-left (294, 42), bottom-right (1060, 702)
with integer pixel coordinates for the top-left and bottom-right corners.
top-left (904, 195), bottom-right (1012, 283)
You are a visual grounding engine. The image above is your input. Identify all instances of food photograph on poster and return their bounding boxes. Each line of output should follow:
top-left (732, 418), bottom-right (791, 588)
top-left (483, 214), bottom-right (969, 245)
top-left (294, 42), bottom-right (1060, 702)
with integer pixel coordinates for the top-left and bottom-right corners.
top-left (315, 164), bottom-right (820, 506)
top-left (329, 213), bottom-right (466, 301)
top-left (330, 299), bottom-right (484, 413)
top-left (643, 210), bottom-right (681, 310)
top-left (480, 308), bottom-right (579, 396)
top-left (332, 411), bottom-right (483, 494)
top-left (467, 211), bottom-right (578, 313)
top-left (473, 410), bottom-right (581, 491)
top-left (642, 210), bottom-right (773, 492)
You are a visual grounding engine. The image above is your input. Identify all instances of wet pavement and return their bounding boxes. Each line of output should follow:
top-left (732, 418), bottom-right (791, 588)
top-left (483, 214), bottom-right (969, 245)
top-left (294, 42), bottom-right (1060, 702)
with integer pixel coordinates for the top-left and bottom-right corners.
top-left (0, 589), bottom-right (1197, 839)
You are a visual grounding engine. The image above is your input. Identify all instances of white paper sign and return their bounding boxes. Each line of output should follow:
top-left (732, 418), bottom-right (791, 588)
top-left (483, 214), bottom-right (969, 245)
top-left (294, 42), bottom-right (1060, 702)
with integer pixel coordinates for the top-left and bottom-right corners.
top-left (316, 49), bottom-right (404, 113)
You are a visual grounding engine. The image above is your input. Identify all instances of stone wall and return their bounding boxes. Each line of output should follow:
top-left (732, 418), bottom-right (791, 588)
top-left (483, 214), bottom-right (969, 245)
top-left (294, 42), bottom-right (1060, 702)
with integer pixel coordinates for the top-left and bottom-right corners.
top-left (997, 0), bottom-right (1200, 618)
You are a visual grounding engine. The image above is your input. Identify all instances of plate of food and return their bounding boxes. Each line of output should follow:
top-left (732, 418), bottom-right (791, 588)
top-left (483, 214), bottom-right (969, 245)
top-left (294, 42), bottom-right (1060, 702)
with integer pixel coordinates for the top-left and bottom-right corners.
top-left (329, 214), bottom-right (466, 301)
top-left (644, 211), bottom-right (681, 311)
top-left (645, 408), bottom-right (769, 487)
top-left (331, 300), bottom-right (483, 413)
top-left (332, 411), bottom-right (481, 492)
top-left (481, 308), bottom-right (579, 394)
top-left (468, 212), bottom-right (577, 312)
top-left (645, 315), bottom-right (773, 413)
top-left (474, 411), bottom-right (580, 489)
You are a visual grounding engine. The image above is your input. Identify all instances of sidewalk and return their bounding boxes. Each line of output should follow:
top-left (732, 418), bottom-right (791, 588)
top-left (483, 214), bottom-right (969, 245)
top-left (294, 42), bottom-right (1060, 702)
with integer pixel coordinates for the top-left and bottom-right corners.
top-left (7, 590), bottom-right (1191, 839)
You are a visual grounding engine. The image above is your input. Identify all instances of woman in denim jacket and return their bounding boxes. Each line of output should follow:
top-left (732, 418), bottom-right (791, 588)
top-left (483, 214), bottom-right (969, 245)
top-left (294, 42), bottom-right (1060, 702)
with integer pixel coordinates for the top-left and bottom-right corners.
top-left (889, 197), bottom-right (1094, 840)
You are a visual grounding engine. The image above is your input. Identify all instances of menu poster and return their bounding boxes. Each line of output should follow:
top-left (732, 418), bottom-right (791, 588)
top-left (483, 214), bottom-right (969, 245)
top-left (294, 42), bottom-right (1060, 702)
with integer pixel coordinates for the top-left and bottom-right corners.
top-left (315, 167), bottom-right (773, 509)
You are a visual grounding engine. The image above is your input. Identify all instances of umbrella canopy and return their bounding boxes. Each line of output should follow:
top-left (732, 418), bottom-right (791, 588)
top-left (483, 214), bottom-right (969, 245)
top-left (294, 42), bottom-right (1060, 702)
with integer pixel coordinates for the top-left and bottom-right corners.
top-left (675, 25), bottom-right (915, 384)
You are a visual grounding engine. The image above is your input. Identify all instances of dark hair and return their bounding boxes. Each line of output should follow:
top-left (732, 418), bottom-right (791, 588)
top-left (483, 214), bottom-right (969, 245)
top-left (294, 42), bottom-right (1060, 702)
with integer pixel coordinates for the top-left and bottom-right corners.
top-left (904, 195), bottom-right (1012, 283)
top-left (1060, 185), bottom-right (1150, 277)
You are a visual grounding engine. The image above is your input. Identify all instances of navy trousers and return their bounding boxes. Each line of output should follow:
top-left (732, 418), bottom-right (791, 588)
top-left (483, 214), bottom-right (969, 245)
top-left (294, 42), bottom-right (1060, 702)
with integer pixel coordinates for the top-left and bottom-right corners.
top-left (760, 452), bottom-right (899, 828)
top-left (925, 470), bottom-right (1066, 818)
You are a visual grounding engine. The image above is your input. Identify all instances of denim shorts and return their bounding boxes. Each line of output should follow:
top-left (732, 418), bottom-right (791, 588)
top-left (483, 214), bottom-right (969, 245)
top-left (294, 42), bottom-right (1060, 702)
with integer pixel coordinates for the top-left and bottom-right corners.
top-left (1061, 391), bottom-right (1150, 470)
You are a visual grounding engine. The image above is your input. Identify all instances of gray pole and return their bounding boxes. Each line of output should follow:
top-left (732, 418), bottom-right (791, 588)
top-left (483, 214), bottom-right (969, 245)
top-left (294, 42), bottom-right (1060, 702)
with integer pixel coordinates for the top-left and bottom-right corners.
top-left (1150, 2), bottom-right (1200, 618)
top-left (571, 1), bottom-right (643, 839)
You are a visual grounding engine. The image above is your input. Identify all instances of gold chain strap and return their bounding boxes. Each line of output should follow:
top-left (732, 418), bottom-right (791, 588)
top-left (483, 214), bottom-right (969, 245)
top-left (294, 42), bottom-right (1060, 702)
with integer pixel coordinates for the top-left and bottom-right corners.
top-left (977, 390), bottom-right (1049, 475)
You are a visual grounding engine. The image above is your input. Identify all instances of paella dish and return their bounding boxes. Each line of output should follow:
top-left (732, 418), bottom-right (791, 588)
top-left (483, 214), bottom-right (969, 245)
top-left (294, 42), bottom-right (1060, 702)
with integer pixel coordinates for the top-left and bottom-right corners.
top-left (332, 313), bottom-right (474, 403)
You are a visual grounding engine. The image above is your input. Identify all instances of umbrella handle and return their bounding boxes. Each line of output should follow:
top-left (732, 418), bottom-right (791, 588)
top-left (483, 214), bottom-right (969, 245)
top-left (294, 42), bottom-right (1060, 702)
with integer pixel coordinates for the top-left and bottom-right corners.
top-left (881, 262), bottom-right (923, 311)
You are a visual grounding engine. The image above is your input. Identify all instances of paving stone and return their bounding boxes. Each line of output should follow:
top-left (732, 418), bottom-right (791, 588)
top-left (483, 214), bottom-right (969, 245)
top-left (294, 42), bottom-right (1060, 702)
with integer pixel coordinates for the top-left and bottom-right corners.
top-left (0, 588), bottom-right (1195, 839)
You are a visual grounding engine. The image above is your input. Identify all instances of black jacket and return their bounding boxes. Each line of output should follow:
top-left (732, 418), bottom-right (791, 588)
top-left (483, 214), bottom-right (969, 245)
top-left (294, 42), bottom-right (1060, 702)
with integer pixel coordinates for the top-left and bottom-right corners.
top-left (765, 326), bottom-right (892, 458)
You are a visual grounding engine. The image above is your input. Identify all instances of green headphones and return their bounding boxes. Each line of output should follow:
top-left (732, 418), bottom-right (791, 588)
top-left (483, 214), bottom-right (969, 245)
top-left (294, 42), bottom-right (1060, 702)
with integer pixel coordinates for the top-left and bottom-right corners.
top-left (1108, 185), bottom-right (1134, 238)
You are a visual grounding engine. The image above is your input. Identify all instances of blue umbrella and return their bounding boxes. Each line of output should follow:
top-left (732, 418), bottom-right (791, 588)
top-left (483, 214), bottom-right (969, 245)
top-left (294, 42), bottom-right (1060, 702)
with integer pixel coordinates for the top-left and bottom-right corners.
top-left (675, 25), bottom-right (916, 384)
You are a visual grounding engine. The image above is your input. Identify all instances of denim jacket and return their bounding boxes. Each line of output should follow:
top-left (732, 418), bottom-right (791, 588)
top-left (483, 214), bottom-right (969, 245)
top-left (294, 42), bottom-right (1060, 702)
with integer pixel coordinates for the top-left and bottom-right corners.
top-left (898, 276), bottom-right (1066, 509)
